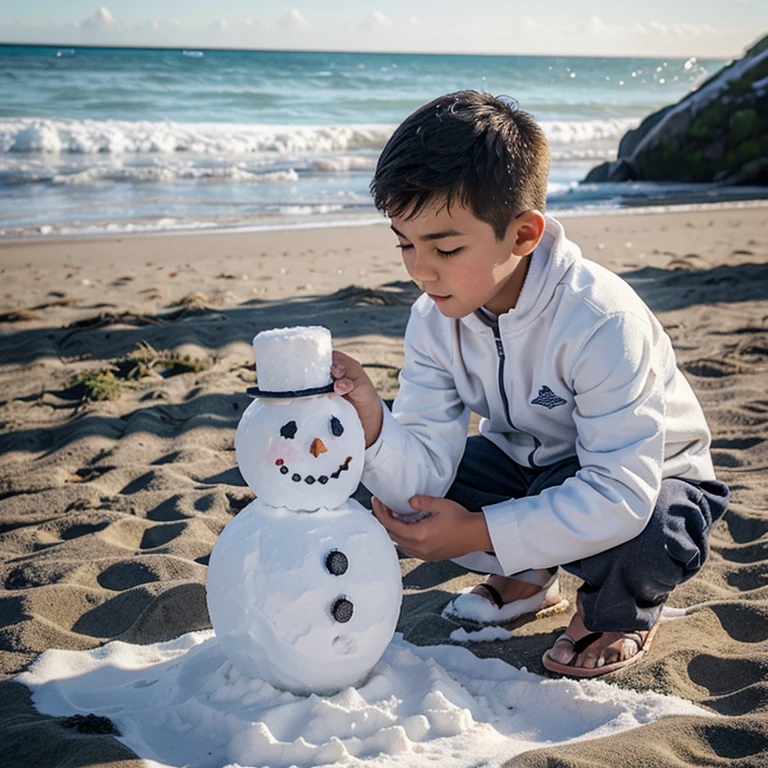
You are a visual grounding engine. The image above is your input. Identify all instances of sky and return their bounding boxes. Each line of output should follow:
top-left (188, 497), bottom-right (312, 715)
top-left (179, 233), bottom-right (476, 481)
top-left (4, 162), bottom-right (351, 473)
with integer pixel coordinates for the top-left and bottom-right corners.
top-left (1, 1), bottom-right (766, 58)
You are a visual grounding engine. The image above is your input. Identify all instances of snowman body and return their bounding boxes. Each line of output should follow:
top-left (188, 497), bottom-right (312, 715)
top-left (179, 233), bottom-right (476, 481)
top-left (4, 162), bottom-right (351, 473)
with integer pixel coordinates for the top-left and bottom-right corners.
top-left (207, 497), bottom-right (402, 694)
top-left (207, 327), bottom-right (402, 695)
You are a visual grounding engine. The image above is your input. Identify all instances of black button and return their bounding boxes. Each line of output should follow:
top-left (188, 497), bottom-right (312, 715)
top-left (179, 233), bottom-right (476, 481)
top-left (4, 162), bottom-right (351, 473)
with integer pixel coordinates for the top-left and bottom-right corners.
top-left (331, 597), bottom-right (354, 623)
top-left (318, 475), bottom-right (329, 484)
top-left (305, 475), bottom-right (316, 485)
top-left (292, 473), bottom-right (301, 482)
top-left (326, 550), bottom-right (349, 576)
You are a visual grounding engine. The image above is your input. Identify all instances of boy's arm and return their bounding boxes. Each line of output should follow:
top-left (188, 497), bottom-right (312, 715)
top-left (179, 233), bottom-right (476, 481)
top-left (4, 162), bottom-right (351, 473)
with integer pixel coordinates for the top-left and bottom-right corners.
top-left (334, 346), bottom-right (484, 560)
top-left (482, 313), bottom-right (671, 575)
top-left (336, 306), bottom-right (470, 519)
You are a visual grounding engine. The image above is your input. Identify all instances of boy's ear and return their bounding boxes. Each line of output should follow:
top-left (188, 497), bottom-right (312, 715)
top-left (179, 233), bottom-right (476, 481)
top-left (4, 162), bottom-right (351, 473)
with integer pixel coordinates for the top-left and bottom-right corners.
top-left (510, 210), bottom-right (547, 256)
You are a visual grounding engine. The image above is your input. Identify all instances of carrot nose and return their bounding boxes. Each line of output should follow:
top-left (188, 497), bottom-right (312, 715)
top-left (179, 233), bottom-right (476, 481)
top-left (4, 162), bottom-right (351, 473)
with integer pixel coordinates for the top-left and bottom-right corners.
top-left (310, 438), bottom-right (327, 458)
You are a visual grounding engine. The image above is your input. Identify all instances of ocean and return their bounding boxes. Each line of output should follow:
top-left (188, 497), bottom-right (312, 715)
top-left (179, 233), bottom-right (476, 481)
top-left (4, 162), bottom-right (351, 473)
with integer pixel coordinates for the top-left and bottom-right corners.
top-left (0, 45), bottom-right (732, 238)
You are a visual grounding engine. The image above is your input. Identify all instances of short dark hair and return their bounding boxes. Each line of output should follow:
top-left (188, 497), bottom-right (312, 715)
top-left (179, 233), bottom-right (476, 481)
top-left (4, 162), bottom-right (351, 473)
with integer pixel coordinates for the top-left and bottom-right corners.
top-left (370, 90), bottom-right (550, 240)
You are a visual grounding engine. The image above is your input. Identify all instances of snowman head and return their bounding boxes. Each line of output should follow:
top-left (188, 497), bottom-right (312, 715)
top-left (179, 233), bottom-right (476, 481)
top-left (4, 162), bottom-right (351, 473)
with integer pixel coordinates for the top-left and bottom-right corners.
top-left (235, 326), bottom-right (365, 510)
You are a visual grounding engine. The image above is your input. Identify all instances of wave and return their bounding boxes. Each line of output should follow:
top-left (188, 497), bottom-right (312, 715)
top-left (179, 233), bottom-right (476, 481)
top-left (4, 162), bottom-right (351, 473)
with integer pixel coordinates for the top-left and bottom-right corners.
top-left (540, 117), bottom-right (638, 146)
top-left (0, 119), bottom-right (393, 156)
top-left (0, 117), bottom-right (637, 157)
top-left (50, 166), bottom-right (300, 185)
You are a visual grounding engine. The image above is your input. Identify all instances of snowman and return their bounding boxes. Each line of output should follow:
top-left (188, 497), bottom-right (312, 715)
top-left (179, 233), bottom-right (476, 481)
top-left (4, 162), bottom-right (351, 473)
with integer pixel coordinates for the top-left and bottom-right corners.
top-left (206, 326), bottom-right (403, 696)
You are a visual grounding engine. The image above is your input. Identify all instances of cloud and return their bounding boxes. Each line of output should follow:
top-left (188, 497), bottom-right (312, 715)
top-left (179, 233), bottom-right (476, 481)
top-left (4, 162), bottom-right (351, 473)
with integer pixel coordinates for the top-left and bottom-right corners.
top-left (0, 7), bottom-right (753, 57)
top-left (522, 16), bottom-right (547, 32)
top-left (141, 17), bottom-right (184, 34)
top-left (80, 6), bottom-right (115, 30)
top-left (516, 14), bottom-right (727, 50)
top-left (209, 17), bottom-right (229, 32)
top-left (360, 11), bottom-right (395, 30)
top-left (280, 9), bottom-right (310, 31)
top-left (648, 20), bottom-right (719, 38)
top-left (585, 15), bottom-right (610, 35)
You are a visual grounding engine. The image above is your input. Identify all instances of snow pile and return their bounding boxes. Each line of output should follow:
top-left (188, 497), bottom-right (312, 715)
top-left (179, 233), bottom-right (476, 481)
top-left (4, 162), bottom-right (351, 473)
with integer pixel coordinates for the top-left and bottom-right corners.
top-left (18, 631), bottom-right (714, 768)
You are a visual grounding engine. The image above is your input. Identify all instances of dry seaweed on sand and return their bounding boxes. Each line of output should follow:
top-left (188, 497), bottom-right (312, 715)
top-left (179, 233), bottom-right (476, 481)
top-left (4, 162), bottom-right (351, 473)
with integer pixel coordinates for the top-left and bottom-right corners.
top-left (123, 341), bottom-right (210, 379)
top-left (167, 292), bottom-right (211, 310)
top-left (331, 283), bottom-right (418, 307)
top-left (68, 368), bottom-right (125, 401)
top-left (0, 297), bottom-right (78, 323)
top-left (66, 342), bottom-right (211, 402)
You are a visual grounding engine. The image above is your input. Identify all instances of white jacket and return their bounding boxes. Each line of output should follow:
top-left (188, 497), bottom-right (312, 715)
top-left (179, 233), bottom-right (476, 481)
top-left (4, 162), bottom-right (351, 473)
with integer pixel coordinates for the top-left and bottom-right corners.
top-left (362, 215), bottom-right (715, 576)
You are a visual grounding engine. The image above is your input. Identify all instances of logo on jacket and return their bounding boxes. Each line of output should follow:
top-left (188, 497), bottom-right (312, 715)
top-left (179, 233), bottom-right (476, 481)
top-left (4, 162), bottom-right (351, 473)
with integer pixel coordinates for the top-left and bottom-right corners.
top-left (531, 385), bottom-right (567, 409)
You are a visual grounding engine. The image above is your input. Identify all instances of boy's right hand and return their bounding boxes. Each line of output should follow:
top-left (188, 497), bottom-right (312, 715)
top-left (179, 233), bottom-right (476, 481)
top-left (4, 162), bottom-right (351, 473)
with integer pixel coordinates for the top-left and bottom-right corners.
top-left (332, 350), bottom-right (384, 448)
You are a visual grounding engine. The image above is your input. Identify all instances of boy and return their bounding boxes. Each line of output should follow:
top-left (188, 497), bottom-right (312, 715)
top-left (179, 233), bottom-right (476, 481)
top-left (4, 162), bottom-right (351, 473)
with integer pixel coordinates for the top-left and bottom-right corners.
top-left (331, 91), bottom-right (729, 678)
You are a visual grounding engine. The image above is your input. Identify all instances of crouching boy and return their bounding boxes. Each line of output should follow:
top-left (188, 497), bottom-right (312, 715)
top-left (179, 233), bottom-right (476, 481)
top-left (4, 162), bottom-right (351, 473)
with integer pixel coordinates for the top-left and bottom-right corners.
top-left (332, 90), bottom-right (729, 677)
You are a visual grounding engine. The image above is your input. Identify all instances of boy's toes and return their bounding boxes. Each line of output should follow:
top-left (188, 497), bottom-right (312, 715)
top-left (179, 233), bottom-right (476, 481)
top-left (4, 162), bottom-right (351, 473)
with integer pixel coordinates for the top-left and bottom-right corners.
top-left (575, 634), bottom-right (640, 668)
top-left (579, 648), bottom-right (603, 669)
top-left (547, 636), bottom-right (577, 665)
top-left (543, 603), bottom-right (659, 678)
top-left (613, 635), bottom-right (641, 663)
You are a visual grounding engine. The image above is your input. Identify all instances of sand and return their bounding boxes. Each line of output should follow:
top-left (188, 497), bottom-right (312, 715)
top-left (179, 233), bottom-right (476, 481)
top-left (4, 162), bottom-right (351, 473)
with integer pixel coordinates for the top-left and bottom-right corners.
top-left (1, 205), bottom-right (767, 767)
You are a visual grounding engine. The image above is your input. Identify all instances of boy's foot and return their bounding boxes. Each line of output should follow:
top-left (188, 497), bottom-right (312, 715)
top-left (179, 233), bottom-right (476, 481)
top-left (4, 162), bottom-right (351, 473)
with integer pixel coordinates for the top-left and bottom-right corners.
top-left (542, 604), bottom-right (660, 678)
top-left (443, 570), bottom-right (569, 625)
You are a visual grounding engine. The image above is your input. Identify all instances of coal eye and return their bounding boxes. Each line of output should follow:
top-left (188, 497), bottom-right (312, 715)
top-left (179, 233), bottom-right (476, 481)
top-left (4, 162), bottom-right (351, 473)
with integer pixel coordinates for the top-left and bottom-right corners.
top-left (280, 421), bottom-right (298, 439)
top-left (330, 416), bottom-right (344, 437)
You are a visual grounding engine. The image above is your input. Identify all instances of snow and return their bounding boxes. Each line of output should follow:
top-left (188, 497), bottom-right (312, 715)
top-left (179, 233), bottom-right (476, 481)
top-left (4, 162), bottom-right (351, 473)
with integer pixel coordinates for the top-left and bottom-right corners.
top-left (18, 630), bottom-right (714, 768)
top-left (206, 499), bottom-right (402, 695)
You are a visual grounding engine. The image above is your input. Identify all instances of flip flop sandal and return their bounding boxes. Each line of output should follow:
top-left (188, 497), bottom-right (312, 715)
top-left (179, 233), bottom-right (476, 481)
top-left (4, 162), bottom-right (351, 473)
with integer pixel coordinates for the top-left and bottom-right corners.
top-left (541, 621), bottom-right (660, 678)
top-left (442, 573), bottom-right (570, 626)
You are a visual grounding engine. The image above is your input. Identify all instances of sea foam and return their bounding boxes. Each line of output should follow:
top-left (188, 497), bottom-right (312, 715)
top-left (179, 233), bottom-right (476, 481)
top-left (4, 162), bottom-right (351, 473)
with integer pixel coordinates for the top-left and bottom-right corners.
top-left (0, 117), bottom-right (637, 157)
top-left (1, 119), bottom-right (395, 156)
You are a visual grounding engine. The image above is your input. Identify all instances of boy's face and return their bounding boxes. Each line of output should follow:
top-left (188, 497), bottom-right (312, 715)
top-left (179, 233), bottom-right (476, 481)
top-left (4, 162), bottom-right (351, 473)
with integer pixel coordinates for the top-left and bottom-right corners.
top-left (390, 199), bottom-right (542, 319)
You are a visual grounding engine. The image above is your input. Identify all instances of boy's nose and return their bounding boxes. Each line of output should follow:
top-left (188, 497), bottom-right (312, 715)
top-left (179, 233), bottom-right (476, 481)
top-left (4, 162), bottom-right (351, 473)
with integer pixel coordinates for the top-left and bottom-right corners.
top-left (310, 438), bottom-right (327, 457)
top-left (408, 253), bottom-right (438, 283)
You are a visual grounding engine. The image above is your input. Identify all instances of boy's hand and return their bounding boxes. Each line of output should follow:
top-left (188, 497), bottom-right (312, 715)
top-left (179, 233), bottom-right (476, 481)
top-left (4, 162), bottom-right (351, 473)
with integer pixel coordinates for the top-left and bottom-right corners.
top-left (372, 495), bottom-right (493, 561)
top-left (331, 350), bottom-right (383, 447)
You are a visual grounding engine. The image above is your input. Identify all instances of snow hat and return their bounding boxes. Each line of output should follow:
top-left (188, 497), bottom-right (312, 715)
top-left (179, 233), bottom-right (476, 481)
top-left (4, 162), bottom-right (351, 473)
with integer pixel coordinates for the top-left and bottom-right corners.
top-left (248, 325), bottom-right (335, 398)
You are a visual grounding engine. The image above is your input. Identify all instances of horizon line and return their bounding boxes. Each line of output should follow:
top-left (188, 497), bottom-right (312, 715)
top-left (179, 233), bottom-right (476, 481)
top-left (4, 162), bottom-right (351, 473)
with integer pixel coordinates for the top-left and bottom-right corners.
top-left (0, 40), bottom-right (734, 61)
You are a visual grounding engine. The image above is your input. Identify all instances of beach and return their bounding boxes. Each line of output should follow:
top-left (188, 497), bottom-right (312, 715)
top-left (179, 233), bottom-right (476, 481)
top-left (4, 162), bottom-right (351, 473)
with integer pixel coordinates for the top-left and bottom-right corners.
top-left (1, 205), bottom-right (767, 767)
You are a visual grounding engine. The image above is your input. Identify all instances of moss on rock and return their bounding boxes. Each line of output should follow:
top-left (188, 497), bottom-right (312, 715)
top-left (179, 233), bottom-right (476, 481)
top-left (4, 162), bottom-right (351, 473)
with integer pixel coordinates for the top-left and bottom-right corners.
top-left (583, 32), bottom-right (768, 185)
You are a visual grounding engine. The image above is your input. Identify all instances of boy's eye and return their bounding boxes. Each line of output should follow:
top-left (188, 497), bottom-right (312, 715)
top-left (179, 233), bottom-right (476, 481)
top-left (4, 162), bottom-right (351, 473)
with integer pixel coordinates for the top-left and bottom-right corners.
top-left (395, 242), bottom-right (413, 251)
top-left (437, 247), bottom-right (461, 258)
top-left (330, 416), bottom-right (344, 437)
top-left (280, 421), bottom-right (298, 439)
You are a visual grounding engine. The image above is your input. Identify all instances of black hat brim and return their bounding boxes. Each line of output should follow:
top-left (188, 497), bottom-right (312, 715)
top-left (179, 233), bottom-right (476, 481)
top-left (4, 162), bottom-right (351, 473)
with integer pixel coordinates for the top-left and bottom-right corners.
top-left (247, 382), bottom-right (335, 399)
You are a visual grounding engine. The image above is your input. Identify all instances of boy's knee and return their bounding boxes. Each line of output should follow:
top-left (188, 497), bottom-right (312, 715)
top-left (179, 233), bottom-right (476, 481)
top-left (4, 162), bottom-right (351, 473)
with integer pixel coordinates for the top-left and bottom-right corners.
top-left (633, 478), bottom-right (727, 584)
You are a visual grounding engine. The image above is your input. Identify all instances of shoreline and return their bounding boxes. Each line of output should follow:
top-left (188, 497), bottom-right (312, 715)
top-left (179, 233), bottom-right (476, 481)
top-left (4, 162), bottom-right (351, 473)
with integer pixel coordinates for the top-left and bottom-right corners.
top-left (3, 197), bottom-right (768, 248)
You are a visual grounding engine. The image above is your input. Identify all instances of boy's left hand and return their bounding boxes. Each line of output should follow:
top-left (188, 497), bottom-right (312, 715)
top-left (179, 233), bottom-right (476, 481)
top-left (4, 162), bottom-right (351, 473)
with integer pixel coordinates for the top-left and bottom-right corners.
top-left (371, 495), bottom-right (493, 561)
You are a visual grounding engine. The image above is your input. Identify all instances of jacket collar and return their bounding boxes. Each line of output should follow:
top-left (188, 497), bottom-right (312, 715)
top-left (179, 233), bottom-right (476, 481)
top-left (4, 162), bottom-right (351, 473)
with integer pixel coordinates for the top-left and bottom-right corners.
top-left (462, 214), bottom-right (581, 335)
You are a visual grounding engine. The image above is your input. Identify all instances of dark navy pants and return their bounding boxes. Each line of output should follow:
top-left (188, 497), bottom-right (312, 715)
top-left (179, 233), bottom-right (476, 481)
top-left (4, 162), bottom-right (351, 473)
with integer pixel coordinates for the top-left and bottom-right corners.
top-left (445, 436), bottom-right (730, 632)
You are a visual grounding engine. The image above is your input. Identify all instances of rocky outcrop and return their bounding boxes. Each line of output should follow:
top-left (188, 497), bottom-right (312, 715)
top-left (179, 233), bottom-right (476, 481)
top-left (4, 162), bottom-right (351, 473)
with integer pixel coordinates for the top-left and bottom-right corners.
top-left (585, 34), bottom-right (768, 186)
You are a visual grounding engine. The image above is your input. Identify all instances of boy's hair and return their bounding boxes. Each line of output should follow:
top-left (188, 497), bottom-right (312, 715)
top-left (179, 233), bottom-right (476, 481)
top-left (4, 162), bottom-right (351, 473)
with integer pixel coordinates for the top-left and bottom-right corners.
top-left (370, 90), bottom-right (550, 240)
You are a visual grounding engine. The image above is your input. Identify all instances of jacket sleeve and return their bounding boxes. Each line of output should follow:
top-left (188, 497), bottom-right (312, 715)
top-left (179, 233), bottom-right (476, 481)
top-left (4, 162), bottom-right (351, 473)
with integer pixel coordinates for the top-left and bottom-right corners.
top-left (362, 308), bottom-right (470, 516)
top-left (482, 313), bottom-right (667, 574)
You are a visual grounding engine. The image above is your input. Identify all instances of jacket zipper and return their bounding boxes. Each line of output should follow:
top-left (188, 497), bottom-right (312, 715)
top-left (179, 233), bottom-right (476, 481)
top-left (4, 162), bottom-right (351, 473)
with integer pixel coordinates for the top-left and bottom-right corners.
top-left (491, 323), bottom-right (540, 468)
top-left (491, 323), bottom-right (514, 430)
